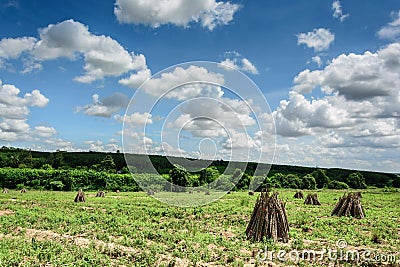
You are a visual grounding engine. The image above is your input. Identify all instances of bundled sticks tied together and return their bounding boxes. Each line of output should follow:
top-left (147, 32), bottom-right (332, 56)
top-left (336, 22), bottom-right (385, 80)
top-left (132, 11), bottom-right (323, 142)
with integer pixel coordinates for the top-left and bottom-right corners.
top-left (331, 192), bottom-right (364, 219)
top-left (304, 193), bottom-right (321, 205)
top-left (96, 190), bottom-right (105, 197)
top-left (246, 190), bottom-right (289, 243)
top-left (74, 189), bottom-right (86, 202)
top-left (293, 191), bottom-right (304, 199)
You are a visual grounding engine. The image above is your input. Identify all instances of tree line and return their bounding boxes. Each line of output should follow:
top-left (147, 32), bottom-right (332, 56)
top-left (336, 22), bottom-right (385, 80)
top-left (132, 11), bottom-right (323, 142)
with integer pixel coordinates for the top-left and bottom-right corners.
top-left (0, 147), bottom-right (398, 191)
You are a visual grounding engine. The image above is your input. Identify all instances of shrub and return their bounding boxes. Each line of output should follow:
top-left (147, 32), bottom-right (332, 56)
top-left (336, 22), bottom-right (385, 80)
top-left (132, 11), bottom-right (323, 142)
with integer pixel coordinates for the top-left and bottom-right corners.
top-left (29, 179), bottom-right (41, 188)
top-left (392, 176), bottom-right (400, 188)
top-left (169, 165), bottom-right (190, 192)
top-left (49, 180), bottom-right (64, 191)
top-left (327, 180), bottom-right (350, 189)
top-left (346, 172), bottom-right (367, 189)
top-left (302, 174), bottom-right (316, 190)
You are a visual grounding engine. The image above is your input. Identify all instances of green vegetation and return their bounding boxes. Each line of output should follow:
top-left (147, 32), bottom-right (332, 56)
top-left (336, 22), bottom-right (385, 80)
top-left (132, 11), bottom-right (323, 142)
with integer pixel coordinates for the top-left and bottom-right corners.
top-left (0, 147), bottom-right (398, 265)
top-left (0, 147), bottom-right (398, 192)
top-left (0, 168), bottom-right (140, 192)
top-left (0, 189), bottom-right (398, 266)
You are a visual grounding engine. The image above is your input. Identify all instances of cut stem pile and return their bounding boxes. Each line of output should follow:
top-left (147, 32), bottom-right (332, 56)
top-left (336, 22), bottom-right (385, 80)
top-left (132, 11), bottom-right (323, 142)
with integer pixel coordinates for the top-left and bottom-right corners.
top-left (331, 192), bottom-right (364, 219)
top-left (246, 190), bottom-right (289, 243)
top-left (293, 191), bottom-right (304, 199)
top-left (96, 190), bottom-right (105, 197)
top-left (74, 190), bottom-right (86, 202)
top-left (304, 193), bottom-right (321, 205)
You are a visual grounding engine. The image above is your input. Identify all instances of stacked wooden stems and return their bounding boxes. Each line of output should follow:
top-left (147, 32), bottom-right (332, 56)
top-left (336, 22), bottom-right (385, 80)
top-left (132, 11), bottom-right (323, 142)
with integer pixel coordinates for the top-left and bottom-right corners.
top-left (304, 193), bottom-right (321, 205)
top-left (331, 192), bottom-right (364, 219)
top-left (246, 190), bottom-right (289, 243)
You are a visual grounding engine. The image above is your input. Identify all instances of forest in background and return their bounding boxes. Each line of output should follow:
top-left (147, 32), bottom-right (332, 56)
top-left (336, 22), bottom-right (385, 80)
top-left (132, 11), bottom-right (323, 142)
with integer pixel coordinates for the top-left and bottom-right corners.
top-left (0, 146), bottom-right (398, 192)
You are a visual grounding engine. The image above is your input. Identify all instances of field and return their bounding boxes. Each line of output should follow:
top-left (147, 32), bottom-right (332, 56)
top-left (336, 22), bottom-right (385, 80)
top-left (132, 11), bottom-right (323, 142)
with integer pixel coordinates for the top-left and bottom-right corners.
top-left (0, 189), bottom-right (399, 266)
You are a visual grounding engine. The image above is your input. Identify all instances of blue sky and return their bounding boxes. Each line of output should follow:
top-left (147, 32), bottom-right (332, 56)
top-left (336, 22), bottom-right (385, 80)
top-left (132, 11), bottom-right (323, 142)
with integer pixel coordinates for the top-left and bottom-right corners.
top-left (0, 0), bottom-right (399, 173)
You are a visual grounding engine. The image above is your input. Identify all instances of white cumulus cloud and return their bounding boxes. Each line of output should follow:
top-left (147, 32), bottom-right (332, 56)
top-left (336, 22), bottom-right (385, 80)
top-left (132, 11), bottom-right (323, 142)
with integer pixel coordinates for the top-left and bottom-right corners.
top-left (166, 97), bottom-right (255, 140)
top-left (219, 51), bottom-right (258, 74)
top-left (0, 80), bottom-right (55, 142)
top-left (378, 10), bottom-right (400, 40)
top-left (34, 126), bottom-right (57, 137)
top-left (0, 20), bottom-right (148, 83)
top-left (76, 92), bottom-right (129, 117)
top-left (119, 68), bottom-right (152, 88)
top-left (140, 65), bottom-right (225, 100)
top-left (293, 42), bottom-right (400, 101)
top-left (114, 0), bottom-right (240, 31)
top-left (273, 42), bottom-right (400, 156)
top-left (0, 37), bottom-right (37, 59)
top-left (297, 28), bottom-right (335, 52)
top-left (114, 112), bottom-right (153, 125)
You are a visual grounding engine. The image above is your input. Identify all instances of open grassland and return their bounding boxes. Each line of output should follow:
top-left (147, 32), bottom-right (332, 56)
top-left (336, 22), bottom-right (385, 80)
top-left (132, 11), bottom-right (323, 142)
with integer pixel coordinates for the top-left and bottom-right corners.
top-left (0, 189), bottom-right (399, 266)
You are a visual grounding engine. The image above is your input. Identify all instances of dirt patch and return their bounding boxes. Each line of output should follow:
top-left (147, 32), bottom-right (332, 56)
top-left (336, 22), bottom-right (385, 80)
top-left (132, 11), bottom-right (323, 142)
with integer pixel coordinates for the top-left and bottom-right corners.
top-left (14, 227), bottom-right (137, 255)
top-left (221, 228), bottom-right (236, 239)
top-left (0, 209), bottom-right (14, 216)
top-left (2, 227), bottom-right (196, 266)
top-left (155, 255), bottom-right (191, 267)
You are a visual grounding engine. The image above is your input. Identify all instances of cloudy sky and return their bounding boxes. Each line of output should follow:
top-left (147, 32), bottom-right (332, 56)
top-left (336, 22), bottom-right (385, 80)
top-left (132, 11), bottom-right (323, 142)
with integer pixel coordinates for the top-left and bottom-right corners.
top-left (0, 0), bottom-right (399, 173)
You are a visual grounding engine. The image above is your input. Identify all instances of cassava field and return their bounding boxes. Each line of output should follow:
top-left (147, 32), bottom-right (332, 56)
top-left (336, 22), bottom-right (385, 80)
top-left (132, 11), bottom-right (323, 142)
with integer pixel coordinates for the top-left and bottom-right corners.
top-left (0, 189), bottom-right (399, 266)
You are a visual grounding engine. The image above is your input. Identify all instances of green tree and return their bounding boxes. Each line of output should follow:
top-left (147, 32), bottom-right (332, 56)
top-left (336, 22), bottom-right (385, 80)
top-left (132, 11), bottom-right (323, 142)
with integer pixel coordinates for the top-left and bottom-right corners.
top-left (120, 166), bottom-right (130, 174)
top-left (49, 180), bottom-right (65, 191)
top-left (199, 166), bottom-right (219, 185)
top-left (252, 175), bottom-right (279, 191)
top-left (31, 157), bottom-right (47, 169)
top-left (0, 154), bottom-right (11, 167)
top-left (100, 155), bottom-right (116, 173)
top-left (169, 164), bottom-right (190, 192)
top-left (19, 150), bottom-right (32, 167)
top-left (393, 175), bottom-right (400, 188)
top-left (9, 150), bottom-right (32, 168)
top-left (50, 151), bottom-right (64, 169)
top-left (235, 173), bottom-right (252, 190)
top-left (302, 174), bottom-right (316, 189)
top-left (10, 154), bottom-right (19, 168)
top-left (41, 164), bottom-right (53, 170)
top-left (269, 173), bottom-right (285, 188)
top-left (312, 169), bottom-right (330, 189)
top-left (282, 174), bottom-right (302, 189)
top-left (188, 174), bottom-right (200, 187)
top-left (346, 172), bottom-right (367, 189)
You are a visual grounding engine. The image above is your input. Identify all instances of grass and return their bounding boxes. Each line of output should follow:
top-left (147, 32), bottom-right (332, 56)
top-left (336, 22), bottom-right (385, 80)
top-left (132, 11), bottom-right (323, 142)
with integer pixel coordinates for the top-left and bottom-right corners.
top-left (0, 189), bottom-right (399, 266)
